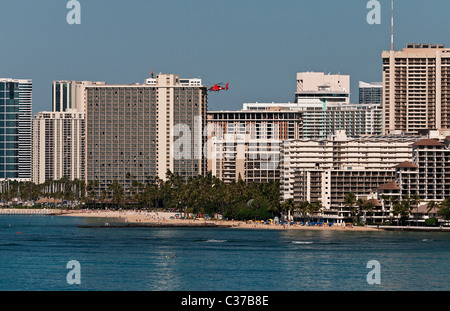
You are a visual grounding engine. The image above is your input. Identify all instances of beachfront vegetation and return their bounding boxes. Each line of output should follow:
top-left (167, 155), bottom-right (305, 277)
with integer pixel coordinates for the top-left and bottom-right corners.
top-left (0, 171), bottom-right (281, 221)
top-left (2, 174), bottom-right (450, 224)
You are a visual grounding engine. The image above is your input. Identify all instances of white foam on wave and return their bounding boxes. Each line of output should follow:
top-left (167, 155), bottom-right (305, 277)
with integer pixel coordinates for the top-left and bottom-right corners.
top-left (292, 241), bottom-right (314, 245)
top-left (206, 239), bottom-right (227, 243)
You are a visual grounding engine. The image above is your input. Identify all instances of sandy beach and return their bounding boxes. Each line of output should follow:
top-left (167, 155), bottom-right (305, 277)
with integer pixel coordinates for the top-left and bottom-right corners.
top-left (59, 209), bottom-right (381, 231)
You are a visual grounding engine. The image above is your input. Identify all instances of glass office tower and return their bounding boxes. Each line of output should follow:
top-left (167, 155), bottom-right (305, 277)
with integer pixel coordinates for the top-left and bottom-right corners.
top-left (359, 81), bottom-right (382, 105)
top-left (0, 79), bottom-right (32, 181)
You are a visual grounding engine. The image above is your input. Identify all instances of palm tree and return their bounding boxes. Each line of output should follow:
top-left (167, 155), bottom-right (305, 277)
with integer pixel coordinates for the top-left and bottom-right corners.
top-left (125, 172), bottom-right (134, 201)
top-left (392, 195), bottom-right (411, 226)
top-left (402, 195), bottom-right (412, 225)
top-left (99, 189), bottom-right (108, 204)
top-left (437, 198), bottom-right (450, 221)
top-left (310, 200), bottom-right (323, 221)
top-left (86, 180), bottom-right (99, 204)
top-left (344, 192), bottom-right (357, 224)
top-left (64, 189), bottom-right (75, 205)
top-left (411, 193), bottom-right (421, 211)
top-left (280, 198), bottom-right (296, 221)
top-left (388, 196), bottom-right (399, 224)
top-left (391, 199), bottom-right (403, 226)
top-left (380, 194), bottom-right (389, 210)
top-left (355, 198), bottom-right (366, 224)
top-left (427, 200), bottom-right (439, 213)
top-left (108, 180), bottom-right (125, 209)
top-left (359, 199), bottom-right (375, 225)
top-left (299, 201), bottom-right (311, 221)
top-left (131, 180), bottom-right (143, 205)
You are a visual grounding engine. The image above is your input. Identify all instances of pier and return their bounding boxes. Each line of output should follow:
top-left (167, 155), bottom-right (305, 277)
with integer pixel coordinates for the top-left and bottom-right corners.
top-left (78, 222), bottom-right (232, 229)
top-left (0, 209), bottom-right (60, 215)
top-left (370, 225), bottom-right (450, 232)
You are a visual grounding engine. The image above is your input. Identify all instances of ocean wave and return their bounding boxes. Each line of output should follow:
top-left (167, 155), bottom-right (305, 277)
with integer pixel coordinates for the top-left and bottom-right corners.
top-left (292, 241), bottom-right (314, 245)
top-left (205, 239), bottom-right (227, 243)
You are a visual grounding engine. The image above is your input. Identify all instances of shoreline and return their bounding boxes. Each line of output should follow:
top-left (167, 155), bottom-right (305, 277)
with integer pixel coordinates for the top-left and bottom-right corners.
top-left (58, 209), bottom-right (380, 231)
top-left (3, 208), bottom-right (448, 232)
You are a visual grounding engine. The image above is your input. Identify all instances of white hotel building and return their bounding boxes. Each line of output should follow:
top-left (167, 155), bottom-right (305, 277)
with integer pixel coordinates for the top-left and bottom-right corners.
top-left (32, 81), bottom-right (104, 184)
top-left (32, 110), bottom-right (85, 184)
top-left (280, 131), bottom-right (423, 222)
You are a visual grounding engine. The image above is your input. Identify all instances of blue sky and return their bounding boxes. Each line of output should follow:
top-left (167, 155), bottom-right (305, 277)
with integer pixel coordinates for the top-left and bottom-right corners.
top-left (1, 0), bottom-right (449, 113)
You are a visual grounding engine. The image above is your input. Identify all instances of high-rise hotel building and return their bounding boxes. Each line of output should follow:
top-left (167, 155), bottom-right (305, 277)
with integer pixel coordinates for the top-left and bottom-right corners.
top-left (0, 78), bottom-right (32, 181)
top-left (382, 43), bottom-right (450, 134)
top-left (32, 81), bottom-right (104, 184)
top-left (383, 138), bottom-right (450, 202)
top-left (207, 105), bottom-right (304, 183)
top-left (85, 74), bottom-right (207, 191)
top-left (32, 110), bottom-right (85, 184)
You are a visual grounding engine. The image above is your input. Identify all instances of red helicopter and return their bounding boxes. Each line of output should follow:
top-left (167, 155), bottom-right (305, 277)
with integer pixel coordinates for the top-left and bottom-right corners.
top-left (208, 82), bottom-right (229, 92)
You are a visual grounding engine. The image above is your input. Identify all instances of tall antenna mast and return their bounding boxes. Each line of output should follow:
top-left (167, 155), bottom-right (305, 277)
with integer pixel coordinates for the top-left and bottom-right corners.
top-left (391, 0), bottom-right (394, 51)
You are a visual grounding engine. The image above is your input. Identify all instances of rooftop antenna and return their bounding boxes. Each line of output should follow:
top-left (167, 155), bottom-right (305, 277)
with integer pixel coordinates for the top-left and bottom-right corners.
top-left (151, 67), bottom-right (154, 79)
top-left (391, 0), bottom-right (394, 51)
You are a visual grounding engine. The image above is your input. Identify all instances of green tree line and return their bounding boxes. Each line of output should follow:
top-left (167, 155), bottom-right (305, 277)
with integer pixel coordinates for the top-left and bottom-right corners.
top-left (0, 176), bottom-right (85, 203)
top-left (0, 171), bottom-right (282, 221)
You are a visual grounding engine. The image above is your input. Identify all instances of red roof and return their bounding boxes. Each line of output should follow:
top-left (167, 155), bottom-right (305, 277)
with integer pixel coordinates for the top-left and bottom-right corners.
top-left (377, 182), bottom-right (400, 191)
top-left (394, 161), bottom-right (418, 169)
top-left (367, 199), bottom-right (382, 207)
top-left (411, 204), bottom-right (438, 214)
top-left (412, 139), bottom-right (445, 147)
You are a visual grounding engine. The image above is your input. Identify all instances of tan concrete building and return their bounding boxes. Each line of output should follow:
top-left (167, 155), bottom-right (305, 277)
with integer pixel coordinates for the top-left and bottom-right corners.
top-left (296, 72), bottom-right (350, 104)
top-left (382, 43), bottom-right (450, 134)
top-left (297, 72), bottom-right (350, 103)
top-left (32, 110), bottom-right (85, 184)
top-left (32, 81), bottom-right (102, 184)
top-left (207, 107), bottom-right (303, 183)
top-left (85, 74), bottom-right (208, 191)
top-left (388, 139), bottom-right (450, 201)
top-left (208, 134), bottom-right (281, 184)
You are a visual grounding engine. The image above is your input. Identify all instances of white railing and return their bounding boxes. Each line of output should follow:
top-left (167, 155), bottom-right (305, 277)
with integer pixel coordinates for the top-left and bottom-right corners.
top-left (368, 225), bottom-right (450, 231)
top-left (0, 209), bottom-right (58, 215)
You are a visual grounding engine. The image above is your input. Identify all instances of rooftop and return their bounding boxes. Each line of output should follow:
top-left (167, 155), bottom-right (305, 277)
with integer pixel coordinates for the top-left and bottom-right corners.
top-left (411, 204), bottom-right (438, 214)
top-left (377, 182), bottom-right (400, 191)
top-left (366, 199), bottom-right (382, 207)
top-left (412, 139), bottom-right (445, 147)
top-left (406, 43), bottom-right (445, 49)
top-left (394, 161), bottom-right (418, 169)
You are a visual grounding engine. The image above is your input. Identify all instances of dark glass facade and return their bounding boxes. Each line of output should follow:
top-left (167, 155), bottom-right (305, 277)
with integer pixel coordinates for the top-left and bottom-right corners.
top-left (359, 85), bottom-right (382, 105)
top-left (0, 79), bottom-right (32, 180)
top-left (53, 82), bottom-right (71, 112)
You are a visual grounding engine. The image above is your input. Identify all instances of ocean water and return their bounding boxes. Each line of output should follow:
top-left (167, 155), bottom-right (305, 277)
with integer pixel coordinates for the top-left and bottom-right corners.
top-left (0, 215), bottom-right (449, 291)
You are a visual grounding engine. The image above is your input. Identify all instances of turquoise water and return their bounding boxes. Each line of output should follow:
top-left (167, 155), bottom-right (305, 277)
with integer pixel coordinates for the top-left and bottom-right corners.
top-left (0, 215), bottom-right (449, 291)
